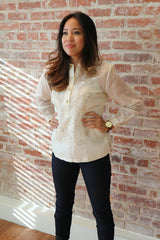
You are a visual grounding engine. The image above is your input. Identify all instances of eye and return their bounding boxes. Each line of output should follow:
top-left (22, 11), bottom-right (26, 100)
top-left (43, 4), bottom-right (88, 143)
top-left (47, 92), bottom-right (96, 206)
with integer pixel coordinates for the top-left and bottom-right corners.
top-left (62, 31), bottom-right (68, 36)
top-left (73, 31), bottom-right (81, 35)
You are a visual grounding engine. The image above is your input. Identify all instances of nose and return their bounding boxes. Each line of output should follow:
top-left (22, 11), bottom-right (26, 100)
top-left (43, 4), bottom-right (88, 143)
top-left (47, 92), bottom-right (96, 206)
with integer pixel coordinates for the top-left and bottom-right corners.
top-left (67, 33), bottom-right (74, 41)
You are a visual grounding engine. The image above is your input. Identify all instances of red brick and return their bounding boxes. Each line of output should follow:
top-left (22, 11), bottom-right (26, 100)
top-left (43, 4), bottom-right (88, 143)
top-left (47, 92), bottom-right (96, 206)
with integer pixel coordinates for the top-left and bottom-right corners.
top-left (43, 22), bottom-right (59, 30)
top-left (6, 32), bottom-right (16, 40)
top-left (96, 19), bottom-right (124, 28)
top-left (8, 13), bottom-right (28, 21)
top-left (151, 159), bottom-right (160, 170)
top-left (34, 159), bottom-right (51, 167)
top-left (123, 156), bottom-right (135, 165)
top-left (20, 23), bottom-right (41, 31)
top-left (123, 75), bottom-right (148, 85)
top-left (98, 41), bottom-right (111, 50)
top-left (18, 2), bottom-right (41, 9)
top-left (0, 42), bottom-right (5, 48)
top-left (28, 32), bottom-right (38, 40)
top-left (134, 86), bottom-right (149, 95)
top-left (120, 165), bottom-right (129, 174)
top-left (19, 52), bottom-right (41, 60)
top-left (19, 139), bottom-right (27, 146)
top-left (31, 11), bottom-right (55, 20)
top-left (127, 196), bottom-right (156, 208)
top-left (102, 53), bottom-right (122, 61)
top-left (23, 148), bottom-right (42, 157)
top-left (121, 31), bottom-right (136, 39)
top-left (87, 8), bottom-right (111, 17)
top-left (112, 127), bottom-right (131, 135)
top-left (137, 30), bottom-right (153, 39)
top-left (149, 86), bottom-right (160, 96)
top-left (42, 52), bottom-right (50, 60)
top-left (17, 33), bottom-right (27, 41)
top-left (124, 53), bottom-right (152, 62)
top-left (144, 0), bottom-right (160, 2)
top-left (7, 3), bottom-right (16, 10)
top-left (0, 13), bottom-right (5, 20)
top-left (119, 184), bottom-right (146, 195)
top-left (133, 64), bottom-right (160, 74)
top-left (0, 3), bottom-right (6, 10)
top-left (48, 0), bottom-right (67, 7)
top-left (130, 167), bottom-right (137, 175)
top-left (154, 29), bottom-right (160, 39)
top-left (113, 41), bottom-right (141, 50)
top-left (0, 23), bottom-right (19, 30)
top-left (145, 6), bottom-right (160, 15)
top-left (151, 77), bottom-right (160, 84)
top-left (112, 145), bottom-right (130, 155)
top-left (115, 64), bottom-right (131, 72)
top-left (143, 98), bottom-right (155, 107)
top-left (149, 190), bottom-right (157, 198)
top-left (6, 145), bottom-right (22, 153)
top-left (137, 159), bottom-right (149, 167)
top-left (69, 0), bottom-right (96, 7)
top-left (40, 33), bottom-right (49, 41)
top-left (142, 207), bottom-right (160, 219)
top-left (10, 42), bottom-right (32, 50)
top-left (0, 136), bottom-right (8, 142)
top-left (152, 220), bottom-right (160, 229)
top-left (112, 155), bottom-right (121, 163)
top-left (114, 6), bottom-right (142, 16)
top-left (113, 173), bottom-right (136, 184)
top-left (144, 140), bottom-right (159, 149)
top-left (126, 18), bottom-right (157, 27)
top-left (99, 0), bottom-right (127, 3)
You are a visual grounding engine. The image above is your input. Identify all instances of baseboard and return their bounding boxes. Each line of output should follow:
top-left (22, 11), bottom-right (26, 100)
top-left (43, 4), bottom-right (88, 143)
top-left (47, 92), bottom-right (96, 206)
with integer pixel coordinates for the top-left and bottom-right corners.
top-left (0, 196), bottom-right (156, 240)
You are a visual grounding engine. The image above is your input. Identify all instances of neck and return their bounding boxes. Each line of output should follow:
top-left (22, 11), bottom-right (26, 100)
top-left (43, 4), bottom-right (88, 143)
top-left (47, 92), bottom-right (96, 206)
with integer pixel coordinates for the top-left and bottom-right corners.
top-left (71, 57), bottom-right (81, 69)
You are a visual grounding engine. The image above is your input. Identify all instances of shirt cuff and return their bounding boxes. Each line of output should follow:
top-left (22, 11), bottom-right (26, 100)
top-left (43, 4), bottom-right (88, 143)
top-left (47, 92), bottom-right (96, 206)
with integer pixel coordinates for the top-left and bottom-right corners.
top-left (110, 117), bottom-right (120, 128)
top-left (45, 114), bottom-right (54, 123)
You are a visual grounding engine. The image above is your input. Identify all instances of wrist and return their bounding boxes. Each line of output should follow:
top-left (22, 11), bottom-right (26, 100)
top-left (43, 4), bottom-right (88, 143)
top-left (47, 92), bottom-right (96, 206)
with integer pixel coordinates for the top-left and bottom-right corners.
top-left (105, 120), bottom-right (113, 131)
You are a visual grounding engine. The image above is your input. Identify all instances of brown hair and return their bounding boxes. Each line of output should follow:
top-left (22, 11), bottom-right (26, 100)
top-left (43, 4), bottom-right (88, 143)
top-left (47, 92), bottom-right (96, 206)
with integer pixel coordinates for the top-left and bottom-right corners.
top-left (45, 12), bottom-right (100, 92)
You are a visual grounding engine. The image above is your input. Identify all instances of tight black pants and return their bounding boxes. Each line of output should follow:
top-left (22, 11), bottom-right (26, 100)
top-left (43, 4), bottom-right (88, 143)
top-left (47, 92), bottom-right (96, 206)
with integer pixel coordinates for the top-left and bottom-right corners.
top-left (52, 153), bottom-right (115, 240)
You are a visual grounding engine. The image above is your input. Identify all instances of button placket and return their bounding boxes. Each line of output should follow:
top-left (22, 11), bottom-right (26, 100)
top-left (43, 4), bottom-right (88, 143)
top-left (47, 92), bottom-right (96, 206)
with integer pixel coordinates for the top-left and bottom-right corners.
top-left (65, 65), bottom-right (75, 114)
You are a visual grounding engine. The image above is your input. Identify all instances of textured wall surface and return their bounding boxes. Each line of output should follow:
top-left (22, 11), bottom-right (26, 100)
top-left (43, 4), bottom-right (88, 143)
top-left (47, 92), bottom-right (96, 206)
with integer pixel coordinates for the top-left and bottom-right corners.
top-left (0, 0), bottom-right (160, 238)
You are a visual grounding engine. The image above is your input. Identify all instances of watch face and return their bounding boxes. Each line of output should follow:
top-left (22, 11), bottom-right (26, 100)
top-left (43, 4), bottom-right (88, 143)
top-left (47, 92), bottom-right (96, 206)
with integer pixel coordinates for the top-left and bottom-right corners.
top-left (106, 121), bottom-right (112, 128)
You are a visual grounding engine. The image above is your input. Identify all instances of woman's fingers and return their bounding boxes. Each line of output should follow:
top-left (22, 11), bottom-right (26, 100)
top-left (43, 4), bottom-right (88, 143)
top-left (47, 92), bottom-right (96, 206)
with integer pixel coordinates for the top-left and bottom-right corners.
top-left (82, 112), bottom-right (108, 133)
top-left (49, 113), bottom-right (59, 129)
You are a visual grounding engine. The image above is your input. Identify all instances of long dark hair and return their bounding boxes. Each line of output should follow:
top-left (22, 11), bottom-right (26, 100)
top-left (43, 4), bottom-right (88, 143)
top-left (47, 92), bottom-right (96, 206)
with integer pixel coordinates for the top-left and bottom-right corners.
top-left (45, 12), bottom-right (100, 91)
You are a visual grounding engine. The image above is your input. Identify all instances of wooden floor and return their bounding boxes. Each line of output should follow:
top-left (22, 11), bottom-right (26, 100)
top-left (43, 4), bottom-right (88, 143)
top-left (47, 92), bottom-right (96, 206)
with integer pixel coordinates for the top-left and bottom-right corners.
top-left (0, 219), bottom-right (55, 240)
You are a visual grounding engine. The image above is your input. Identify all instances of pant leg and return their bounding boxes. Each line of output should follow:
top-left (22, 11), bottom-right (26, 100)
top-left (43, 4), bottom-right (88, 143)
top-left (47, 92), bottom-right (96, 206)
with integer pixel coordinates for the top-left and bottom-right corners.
top-left (52, 153), bottom-right (80, 239)
top-left (80, 155), bottom-right (115, 240)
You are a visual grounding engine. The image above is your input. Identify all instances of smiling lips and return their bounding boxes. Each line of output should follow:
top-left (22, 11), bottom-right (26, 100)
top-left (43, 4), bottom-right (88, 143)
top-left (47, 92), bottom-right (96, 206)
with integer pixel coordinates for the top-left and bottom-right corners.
top-left (65, 44), bottom-right (75, 48)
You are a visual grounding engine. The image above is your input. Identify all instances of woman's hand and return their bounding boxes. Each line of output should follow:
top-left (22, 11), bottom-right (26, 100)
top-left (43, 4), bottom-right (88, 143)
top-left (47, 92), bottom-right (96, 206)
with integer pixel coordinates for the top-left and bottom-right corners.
top-left (82, 112), bottom-right (109, 133)
top-left (49, 113), bottom-right (59, 129)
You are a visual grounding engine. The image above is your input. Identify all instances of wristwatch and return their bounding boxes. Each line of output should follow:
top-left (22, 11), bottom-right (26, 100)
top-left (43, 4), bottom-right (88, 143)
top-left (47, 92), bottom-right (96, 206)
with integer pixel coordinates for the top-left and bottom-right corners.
top-left (105, 120), bottom-right (113, 131)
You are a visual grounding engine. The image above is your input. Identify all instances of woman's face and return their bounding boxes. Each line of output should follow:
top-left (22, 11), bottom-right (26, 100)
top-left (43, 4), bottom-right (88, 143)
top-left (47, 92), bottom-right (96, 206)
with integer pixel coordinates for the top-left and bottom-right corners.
top-left (61, 17), bottom-right (85, 65)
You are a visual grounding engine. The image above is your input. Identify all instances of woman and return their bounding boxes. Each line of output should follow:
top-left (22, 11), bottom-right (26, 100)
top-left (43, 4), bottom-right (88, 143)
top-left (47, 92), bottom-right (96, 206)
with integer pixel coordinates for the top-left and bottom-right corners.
top-left (36, 12), bottom-right (142, 240)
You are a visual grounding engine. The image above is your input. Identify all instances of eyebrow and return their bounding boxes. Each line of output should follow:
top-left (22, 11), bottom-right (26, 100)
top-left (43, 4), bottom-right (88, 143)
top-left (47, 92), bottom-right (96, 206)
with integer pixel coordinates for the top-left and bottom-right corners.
top-left (63, 27), bottom-right (82, 31)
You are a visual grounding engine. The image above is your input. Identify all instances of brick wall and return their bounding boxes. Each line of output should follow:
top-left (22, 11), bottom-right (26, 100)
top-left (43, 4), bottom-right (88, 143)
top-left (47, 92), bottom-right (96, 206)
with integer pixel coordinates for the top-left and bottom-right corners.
top-left (0, 0), bottom-right (160, 238)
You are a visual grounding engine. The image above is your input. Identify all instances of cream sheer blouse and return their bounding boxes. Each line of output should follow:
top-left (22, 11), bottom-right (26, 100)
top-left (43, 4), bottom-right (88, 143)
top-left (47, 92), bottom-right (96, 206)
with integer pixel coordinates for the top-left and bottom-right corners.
top-left (35, 62), bottom-right (142, 163)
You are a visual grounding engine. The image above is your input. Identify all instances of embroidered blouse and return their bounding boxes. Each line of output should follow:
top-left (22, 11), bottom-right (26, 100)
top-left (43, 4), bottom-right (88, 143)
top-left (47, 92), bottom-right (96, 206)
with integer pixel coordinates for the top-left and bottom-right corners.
top-left (35, 62), bottom-right (142, 163)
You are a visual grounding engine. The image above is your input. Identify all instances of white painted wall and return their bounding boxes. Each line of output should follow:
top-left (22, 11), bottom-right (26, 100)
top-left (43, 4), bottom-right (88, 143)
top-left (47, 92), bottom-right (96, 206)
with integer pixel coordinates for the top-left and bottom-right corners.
top-left (0, 196), bottom-right (157, 240)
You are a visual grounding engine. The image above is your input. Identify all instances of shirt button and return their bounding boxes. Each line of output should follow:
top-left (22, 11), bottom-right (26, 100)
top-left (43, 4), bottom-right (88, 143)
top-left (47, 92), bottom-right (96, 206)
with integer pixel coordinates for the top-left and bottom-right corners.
top-left (66, 100), bottom-right (69, 103)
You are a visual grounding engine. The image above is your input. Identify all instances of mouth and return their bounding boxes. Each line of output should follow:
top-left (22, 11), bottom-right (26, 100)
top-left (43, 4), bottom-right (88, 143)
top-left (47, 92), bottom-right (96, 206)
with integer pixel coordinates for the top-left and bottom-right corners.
top-left (65, 44), bottom-right (75, 49)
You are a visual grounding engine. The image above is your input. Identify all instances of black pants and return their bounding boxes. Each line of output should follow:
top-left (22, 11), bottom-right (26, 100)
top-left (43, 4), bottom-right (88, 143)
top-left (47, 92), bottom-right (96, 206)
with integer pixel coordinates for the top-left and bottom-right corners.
top-left (52, 153), bottom-right (115, 240)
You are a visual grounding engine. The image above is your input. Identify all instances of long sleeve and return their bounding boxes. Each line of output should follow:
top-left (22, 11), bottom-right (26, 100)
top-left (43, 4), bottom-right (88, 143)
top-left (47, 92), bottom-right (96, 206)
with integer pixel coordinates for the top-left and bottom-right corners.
top-left (35, 70), bottom-right (55, 122)
top-left (101, 65), bottom-right (143, 128)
